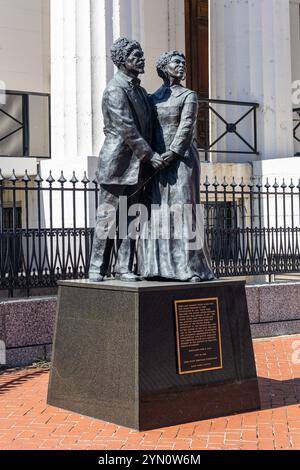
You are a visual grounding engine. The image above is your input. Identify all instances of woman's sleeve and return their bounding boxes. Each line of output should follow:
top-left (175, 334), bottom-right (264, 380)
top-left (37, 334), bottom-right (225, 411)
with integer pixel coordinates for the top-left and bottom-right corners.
top-left (169, 92), bottom-right (198, 158)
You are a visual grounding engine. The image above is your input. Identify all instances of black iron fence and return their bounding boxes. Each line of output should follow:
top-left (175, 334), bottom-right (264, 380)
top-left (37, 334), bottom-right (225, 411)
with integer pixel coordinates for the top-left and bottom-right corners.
top-left (1, 168), bottom-right (300, 296)
top-left (203, 176), bottom-right (300, 277)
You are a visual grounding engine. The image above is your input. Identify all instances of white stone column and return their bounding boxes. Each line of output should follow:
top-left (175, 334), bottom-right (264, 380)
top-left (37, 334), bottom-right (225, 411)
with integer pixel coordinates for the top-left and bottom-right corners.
top-left (290, 0), bottom-right (300, 155)
top-left (210, 0), bottom-right (294, 163)
top-left (47, 0), bottom-right (146, 172)
top-left (49, 0), bottom-right (65, 169)
top-left (47, 0), bottom-right (188, 175)
top-left (76, 0), bottom-right (92, 158)
top-left (42, 0), bottom-right (146, 229)
top-left (48, 0), bottom-right (186, 167)
top-left (141, 0), bottom-right (185, 92)
top-left (90, 0), bottom-right (113, 156)
top-left (63, 0), bottom-right (77, 160)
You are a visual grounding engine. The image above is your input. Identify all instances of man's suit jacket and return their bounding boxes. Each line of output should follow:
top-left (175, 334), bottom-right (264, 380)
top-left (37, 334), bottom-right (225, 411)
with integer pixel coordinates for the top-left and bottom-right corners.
top-left (97, 71), bottom-right (155, 186)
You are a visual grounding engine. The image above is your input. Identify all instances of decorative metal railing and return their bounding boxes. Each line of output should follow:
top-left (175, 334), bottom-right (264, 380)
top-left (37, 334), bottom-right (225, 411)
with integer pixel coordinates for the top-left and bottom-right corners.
top-left (293, 107), bottom-right (300, 156)
top-left (198, 98), bottom-right (259, 161)
top-left (1, 169), bottom-right (300, 296)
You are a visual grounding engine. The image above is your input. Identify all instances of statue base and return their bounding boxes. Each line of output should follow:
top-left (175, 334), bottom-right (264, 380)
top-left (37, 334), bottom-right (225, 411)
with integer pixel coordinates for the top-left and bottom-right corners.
top-left (47, 279), bottom-right (260, 431)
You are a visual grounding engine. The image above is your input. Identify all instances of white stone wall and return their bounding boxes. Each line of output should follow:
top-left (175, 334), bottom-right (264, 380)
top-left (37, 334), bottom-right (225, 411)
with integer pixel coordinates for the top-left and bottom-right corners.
top-left (253, 157), bottom-right (300, 242)
top-left (47, 0), bottom-right (185, 174)
top-left (290, 0), bottom-right (300, 155)
top-left (290, 0), bottom-right (300, 83)
top-left (0, 0), bottom-right (50, 93)
top-left (141, 0), bottom-right (185, 92)
top-left (3, 0), bottom-right (299, 227)
top-left (210, 0), bottom-right (294, 163)
top-left (0, 0), bottom-right (49, 177)
top-left (40, 0), bottom-right (186, 229)
top-left (1, 0), bottom-right (298, 169)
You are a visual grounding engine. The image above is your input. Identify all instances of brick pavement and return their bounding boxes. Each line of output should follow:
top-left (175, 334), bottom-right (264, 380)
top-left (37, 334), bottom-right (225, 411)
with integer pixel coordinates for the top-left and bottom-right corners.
top-left (0, 335), bottom-right (300, 450)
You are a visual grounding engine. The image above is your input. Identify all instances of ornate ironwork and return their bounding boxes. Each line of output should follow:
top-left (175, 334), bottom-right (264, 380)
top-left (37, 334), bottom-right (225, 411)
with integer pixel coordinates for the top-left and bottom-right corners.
top-left (198, 98), bottom-right (259, 161)
top-left (0, 169), bottom-right (300, 296)
top-left (293, 107), bottom-right (300, 156)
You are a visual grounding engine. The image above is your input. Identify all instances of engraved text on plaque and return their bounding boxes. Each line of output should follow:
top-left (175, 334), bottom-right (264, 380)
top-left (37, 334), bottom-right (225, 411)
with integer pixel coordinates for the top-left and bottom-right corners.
top-left (174, 298), bottom-right (223, 375)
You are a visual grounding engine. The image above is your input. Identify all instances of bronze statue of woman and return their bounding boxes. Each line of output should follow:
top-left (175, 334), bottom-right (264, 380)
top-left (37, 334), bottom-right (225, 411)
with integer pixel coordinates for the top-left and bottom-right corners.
top-left (138, 50), bottom-right (215, 282)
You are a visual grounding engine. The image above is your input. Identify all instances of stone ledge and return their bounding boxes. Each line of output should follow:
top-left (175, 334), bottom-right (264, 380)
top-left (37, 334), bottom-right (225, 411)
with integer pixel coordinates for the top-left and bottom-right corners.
top-left (1, 282), bottom-right (300, 367)
top-left (251, 319), bottom-right (300, 339)
top-left (0, 297), bottom-right (56, 367)
top-left (246, 282), bottom-right (300, 324)
top-left (5, 344), bottom-right (52, 368)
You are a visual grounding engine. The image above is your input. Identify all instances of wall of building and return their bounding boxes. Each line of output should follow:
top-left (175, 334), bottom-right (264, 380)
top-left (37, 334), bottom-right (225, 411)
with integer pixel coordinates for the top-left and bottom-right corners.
top-left (0, 0), bottom-right (50, 93)
top-left (2, 282), bottom-right (300, 367)
top-left (290, 0), bottom-right (300, 155)
top-left (210, 0), bottom-right (294, 163)
top-left (47, 0), bottom-right (185, 175)
top-left (290, 0), bottom-right (300, 84)
top-left (141, 0), bottom-right (185, 93)
top-left (0, 0), bottom-right (50, 178)
top-left (39, 0), bottom-right (186, 229)
top-left (200, 162), bottom-right (252, 186)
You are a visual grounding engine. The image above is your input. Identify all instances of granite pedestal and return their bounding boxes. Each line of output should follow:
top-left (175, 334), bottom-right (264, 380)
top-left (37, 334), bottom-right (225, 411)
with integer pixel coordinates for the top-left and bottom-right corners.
top-left (47, 279), bottom-right (260, 431)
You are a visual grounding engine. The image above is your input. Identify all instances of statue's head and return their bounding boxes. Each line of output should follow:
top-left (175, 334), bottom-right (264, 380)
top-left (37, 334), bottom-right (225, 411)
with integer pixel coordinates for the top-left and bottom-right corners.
top-left (111, 37), bottom-right (145, 76)
top-left (156, 51), bottom-right (186, 83)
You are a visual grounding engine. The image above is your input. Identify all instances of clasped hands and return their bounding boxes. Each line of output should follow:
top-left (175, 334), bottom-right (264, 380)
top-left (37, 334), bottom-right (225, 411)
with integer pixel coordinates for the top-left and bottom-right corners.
top-left (150, 150), bottom-right (178, 170)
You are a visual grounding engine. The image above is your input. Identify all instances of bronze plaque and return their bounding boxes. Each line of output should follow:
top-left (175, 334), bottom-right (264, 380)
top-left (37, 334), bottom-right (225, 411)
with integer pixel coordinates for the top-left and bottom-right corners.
top-left (174, 298), bottom-right (223, 375)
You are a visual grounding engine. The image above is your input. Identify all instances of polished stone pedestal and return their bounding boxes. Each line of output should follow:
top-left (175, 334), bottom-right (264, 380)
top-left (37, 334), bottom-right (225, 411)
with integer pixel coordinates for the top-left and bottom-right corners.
top-left (47, 279), bottom-right (260, 431)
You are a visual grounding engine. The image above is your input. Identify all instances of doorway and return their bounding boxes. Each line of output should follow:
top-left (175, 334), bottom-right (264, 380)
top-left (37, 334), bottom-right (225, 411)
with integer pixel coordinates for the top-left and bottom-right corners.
top-left (185, 0), bottom-right (209, 152)
top-left (185, 0), bottom-right (209, 98)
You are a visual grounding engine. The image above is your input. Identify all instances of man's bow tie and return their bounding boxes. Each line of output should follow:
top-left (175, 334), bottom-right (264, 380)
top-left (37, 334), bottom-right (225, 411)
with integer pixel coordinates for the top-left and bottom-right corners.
top-left (130, 78), bottom-right (141, 87)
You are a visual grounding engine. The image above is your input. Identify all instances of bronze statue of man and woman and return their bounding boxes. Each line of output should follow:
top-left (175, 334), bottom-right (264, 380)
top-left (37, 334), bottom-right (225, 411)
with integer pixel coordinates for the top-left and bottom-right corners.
top-left (89, 37), bottom-right (214, 283)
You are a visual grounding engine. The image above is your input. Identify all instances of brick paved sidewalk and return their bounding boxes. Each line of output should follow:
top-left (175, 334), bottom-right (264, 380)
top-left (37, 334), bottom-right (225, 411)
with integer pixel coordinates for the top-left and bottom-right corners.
top-left (0, 335), bottom-right (300, 450)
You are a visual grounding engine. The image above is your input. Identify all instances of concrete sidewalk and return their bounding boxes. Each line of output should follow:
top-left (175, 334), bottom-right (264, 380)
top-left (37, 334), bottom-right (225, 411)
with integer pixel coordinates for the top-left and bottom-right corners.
top-left (0, 335), bottom-right (300, 450)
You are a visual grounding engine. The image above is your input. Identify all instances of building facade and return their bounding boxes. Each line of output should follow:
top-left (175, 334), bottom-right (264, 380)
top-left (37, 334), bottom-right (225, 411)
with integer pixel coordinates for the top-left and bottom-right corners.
top-left (1, 0), bottom-right (300, 181)
top-left (1, 0), bottom-right (300, 286)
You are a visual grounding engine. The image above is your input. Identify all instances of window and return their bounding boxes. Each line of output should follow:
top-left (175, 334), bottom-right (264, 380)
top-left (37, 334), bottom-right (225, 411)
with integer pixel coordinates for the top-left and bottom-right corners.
top-left (205, 202), bottom-right (239, 260)
top-left (0, 91), bottom-right (50, 158)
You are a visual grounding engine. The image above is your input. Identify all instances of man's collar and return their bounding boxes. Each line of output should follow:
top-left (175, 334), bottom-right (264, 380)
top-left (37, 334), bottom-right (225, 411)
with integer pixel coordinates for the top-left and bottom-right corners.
top-left (116, 70), bottom-right (141, 87)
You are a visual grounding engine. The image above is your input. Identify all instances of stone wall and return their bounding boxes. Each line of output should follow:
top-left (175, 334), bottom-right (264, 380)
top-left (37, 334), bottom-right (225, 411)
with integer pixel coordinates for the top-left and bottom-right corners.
top-left (1, 282), bottom-right (300, 367)
top-left (0, 297), bottom-right (56, 368)
top-left (246, 283), bottom-right (300, 338)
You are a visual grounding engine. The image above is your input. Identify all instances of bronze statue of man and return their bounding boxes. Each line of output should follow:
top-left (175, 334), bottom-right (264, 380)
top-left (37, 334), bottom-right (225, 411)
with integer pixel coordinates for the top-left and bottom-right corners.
top-left (89, 37), bottom-right (165, 282)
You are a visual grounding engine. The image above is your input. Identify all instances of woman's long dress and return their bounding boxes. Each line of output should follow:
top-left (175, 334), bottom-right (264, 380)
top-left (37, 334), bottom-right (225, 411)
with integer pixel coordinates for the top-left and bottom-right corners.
top-left (138, 84), bottom-right (214, 281)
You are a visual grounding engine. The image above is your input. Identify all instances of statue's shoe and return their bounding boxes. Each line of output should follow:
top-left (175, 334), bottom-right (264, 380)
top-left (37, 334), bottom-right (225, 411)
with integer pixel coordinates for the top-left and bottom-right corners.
top-left (189, 273), bottom-right (216, 283)
top-left (189, 276), bottom-right (202, 283)
top-left (88, 272), bottom-right (104, 282)
top-left (115, 272), bottom-right (142, 282)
